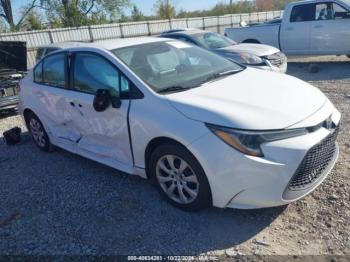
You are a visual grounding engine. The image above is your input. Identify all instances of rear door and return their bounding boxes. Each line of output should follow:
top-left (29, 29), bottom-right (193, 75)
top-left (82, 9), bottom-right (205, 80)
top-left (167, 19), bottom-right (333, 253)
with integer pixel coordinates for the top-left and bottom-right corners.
top-left (310, 2), bottom-right (334, 54)
top-left (32, 52), bottom-right (81, 151)
top-left (331, 2), bottom-right (350, 54)
top-left (66, 51), bottom-right (133, 166)
top-left (310, 2), bottom-right (350, 54)
top-left (280, 3), bottom-right (314, 55)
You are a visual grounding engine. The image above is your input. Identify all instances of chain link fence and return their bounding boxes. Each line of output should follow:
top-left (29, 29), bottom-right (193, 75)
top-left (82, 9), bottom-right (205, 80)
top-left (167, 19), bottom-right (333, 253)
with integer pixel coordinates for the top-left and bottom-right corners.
top-left (0, 10), bottom-right (283, 68)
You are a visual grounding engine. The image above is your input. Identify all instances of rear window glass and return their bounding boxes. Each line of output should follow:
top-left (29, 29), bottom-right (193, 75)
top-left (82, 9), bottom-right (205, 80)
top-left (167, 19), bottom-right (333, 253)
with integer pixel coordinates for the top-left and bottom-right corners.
top-left (42, 53), bottom-right (65, 88)
top-left (290, 4), bottom-right (315, 22)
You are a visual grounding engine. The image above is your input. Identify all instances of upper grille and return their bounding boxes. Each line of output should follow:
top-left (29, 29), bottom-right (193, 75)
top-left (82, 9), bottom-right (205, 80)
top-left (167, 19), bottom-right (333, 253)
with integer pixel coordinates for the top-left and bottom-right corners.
top-left (288, 126), bottom-right (339, 191)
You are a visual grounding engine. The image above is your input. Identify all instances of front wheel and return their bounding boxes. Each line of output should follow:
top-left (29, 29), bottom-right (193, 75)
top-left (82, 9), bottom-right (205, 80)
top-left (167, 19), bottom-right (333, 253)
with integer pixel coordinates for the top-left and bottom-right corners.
top-left (149, 143), bottom-right (212, 211)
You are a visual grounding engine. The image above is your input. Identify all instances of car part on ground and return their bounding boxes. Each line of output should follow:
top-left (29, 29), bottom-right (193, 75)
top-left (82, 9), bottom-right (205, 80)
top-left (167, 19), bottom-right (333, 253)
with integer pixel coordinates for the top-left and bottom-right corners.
top-left (2, 126), bottom-right (22, 145)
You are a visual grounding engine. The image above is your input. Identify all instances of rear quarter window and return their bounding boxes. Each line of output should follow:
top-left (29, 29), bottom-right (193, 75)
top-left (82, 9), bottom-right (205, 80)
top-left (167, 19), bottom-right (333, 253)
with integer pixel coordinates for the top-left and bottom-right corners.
top-left (35, 48), bottom-right (45, 62)
top-left (34, 62), bottom-right (43, 83)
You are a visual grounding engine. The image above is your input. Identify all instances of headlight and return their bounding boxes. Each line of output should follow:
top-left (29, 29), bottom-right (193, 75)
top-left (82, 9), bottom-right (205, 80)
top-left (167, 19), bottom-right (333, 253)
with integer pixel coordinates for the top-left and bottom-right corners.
top-left (206, 124), bottom-right (309, 157)
top-left (239, 53), bottom-right (264, 65)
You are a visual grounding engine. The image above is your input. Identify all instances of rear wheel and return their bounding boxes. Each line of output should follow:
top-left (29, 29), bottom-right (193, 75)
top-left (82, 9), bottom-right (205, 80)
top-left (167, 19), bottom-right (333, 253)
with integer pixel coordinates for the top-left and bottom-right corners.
top-left (27, 113), bottom-right (53, 152)
top-left (149, 143), bottom-right (211, 211)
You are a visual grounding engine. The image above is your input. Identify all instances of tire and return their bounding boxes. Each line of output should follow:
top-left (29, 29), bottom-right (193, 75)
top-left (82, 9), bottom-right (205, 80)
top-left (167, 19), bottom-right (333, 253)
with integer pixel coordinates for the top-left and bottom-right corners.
top-left (347, 55), bottom-right (350, 59)
top-left (27, 112), bottom-right (53, 152)
top-left (149, 143), bottom-right (212, 211)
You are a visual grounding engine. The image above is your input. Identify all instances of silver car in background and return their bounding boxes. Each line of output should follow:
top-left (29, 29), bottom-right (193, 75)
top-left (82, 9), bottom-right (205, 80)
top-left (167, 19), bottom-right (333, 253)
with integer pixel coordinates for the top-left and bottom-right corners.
top-left (161, 29), bottom-right (287, 73)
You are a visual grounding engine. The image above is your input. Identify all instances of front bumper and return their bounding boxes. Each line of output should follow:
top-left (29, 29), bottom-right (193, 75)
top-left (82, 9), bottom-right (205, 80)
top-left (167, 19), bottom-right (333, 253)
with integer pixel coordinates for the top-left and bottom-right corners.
top-left (187, 106), bottom-right (340, 209)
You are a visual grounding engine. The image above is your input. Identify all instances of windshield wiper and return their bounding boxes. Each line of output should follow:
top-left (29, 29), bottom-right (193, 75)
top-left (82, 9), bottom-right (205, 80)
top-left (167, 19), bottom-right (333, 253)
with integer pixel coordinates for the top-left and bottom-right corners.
top-left (158, 86), bottom-right (191, 94)
top-left (200, 69), bottom-right (242, 85)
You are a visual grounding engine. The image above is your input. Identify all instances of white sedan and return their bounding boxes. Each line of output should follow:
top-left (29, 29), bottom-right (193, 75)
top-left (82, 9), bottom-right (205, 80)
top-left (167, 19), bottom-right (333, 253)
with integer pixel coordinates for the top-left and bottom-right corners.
top-left (19, 37), bottom-right (340, 211)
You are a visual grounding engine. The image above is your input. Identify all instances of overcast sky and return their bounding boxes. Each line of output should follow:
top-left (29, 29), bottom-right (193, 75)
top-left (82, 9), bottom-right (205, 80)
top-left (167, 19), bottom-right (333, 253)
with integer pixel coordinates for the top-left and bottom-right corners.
top-left (11, 0), bottom-right (232, 19)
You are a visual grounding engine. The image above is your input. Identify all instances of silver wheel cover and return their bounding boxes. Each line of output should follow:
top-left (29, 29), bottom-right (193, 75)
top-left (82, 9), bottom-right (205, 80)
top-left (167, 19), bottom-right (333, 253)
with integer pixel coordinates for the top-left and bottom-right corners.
top-left (156, 154), bottom-right (199, 204)
top-left (29, 118), bottom-right (46, 148)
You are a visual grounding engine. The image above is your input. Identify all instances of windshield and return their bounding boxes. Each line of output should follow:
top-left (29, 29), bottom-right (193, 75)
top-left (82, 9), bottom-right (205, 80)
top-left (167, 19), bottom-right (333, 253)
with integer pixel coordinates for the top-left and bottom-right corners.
top-left (193, 32), bottom-right (237, 49)
top-left (112, 41), bottom-right (244, 93)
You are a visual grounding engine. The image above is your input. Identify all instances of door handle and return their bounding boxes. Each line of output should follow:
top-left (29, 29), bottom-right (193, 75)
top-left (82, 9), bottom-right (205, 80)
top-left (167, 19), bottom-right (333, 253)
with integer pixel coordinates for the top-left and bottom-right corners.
top-left (314, 25), bottom-right (324, 29)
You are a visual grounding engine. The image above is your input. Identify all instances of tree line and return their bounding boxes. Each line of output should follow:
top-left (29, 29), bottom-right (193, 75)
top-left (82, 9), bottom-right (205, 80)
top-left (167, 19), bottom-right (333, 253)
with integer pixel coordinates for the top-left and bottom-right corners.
top-left (0, 0), bottom-right (294, 33)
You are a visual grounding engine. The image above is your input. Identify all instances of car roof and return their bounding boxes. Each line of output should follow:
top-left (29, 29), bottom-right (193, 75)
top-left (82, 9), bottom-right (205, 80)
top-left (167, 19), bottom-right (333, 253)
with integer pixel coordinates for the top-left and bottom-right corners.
top-left (90, 37), bottom-right (168, 50)
top-left (39, 37), bottom-right (170, 51)
top-left (39, 41), bottom-right (86, 49)
top-left (161, 29), bottom-right (207, 36)
top-left (288, 0), bottom-right (347, 6)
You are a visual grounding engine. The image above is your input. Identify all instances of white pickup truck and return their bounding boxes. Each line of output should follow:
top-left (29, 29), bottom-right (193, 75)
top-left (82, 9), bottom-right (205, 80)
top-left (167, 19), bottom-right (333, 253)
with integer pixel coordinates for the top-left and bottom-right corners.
top-left (225, 0), bottom-right (350, 57)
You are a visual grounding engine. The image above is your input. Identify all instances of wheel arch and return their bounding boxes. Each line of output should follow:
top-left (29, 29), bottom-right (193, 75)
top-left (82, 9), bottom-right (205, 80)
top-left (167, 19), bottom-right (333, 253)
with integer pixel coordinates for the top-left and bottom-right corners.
top-left (23, 108), bottom-right (36, 127)
top-left (144, 136), bottom-right (190, 179)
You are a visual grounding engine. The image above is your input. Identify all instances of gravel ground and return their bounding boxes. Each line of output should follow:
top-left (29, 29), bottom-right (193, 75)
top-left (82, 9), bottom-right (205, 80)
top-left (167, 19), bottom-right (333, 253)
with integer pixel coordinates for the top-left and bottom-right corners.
top-left (0, 56), bottom-right (349, 257)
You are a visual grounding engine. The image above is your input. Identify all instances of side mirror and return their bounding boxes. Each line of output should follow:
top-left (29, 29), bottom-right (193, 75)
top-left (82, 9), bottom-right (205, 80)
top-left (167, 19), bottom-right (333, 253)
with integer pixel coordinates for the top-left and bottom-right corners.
top-left (93, 89), bottom-right (111, 112)
top-left (93, 89), bottom-right (121, 112)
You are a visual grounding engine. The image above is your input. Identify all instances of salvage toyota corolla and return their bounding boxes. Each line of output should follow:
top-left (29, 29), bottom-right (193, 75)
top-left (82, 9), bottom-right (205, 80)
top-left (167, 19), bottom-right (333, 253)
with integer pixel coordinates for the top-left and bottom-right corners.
top-left (19, 37), bottom-right (340, 211)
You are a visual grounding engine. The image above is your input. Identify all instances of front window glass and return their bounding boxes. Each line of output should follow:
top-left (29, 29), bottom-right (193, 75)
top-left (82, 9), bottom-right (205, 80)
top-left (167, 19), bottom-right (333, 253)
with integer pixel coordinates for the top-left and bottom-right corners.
top-left (42, 53), bottom-right (65, 88)
top-left (192, 32), bottom-right (236, 49)
top-left (290, 4), bottom-right (315, 22)
top-left (73, 53), bottom-right (120, 96)
top-left (112, 41), bottom-right (244, 93)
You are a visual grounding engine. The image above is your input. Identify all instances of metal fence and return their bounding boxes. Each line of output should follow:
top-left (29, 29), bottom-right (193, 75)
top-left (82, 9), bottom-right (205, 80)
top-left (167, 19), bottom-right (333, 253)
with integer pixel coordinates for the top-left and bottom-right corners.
top-left (0, 10), bottom-right (283, 68)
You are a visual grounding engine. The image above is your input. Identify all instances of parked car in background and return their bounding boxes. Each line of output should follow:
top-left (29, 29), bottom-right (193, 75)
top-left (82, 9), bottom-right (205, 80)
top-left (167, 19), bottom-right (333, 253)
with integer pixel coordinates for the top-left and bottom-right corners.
top-left (161, 29), bottom-right (287, 73)
top-left (35, 42), bottom-right (85, 63)
top-left (0, 41), bottom-right (26, 111)
top-left (20, 38), bottom-right (340, 211)
top-left (225, 0), bottom-right (350, 57)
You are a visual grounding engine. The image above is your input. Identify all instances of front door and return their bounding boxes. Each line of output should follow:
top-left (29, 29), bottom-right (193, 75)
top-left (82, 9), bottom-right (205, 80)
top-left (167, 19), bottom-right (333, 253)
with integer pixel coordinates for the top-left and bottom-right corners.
top-left (67, 51), bottom-right (133, 167)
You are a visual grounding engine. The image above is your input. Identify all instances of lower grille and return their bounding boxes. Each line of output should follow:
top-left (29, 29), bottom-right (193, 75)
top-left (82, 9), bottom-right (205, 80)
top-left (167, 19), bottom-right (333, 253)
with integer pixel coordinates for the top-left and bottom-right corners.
top-left (288, 126), bottom-right (339, 191)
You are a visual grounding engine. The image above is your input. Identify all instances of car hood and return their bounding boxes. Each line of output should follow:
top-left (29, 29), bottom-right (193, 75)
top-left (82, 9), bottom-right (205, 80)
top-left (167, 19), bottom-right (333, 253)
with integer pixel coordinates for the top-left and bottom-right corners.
top-left (218, 43), bottom-right (280, 57)
top-left (166, 68), bottom-right (327, 130)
